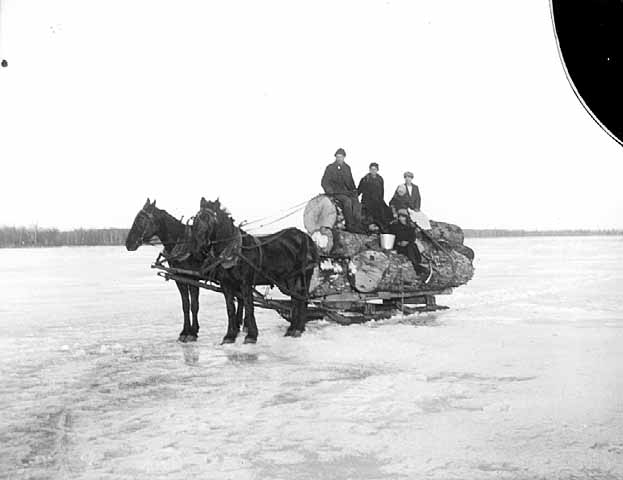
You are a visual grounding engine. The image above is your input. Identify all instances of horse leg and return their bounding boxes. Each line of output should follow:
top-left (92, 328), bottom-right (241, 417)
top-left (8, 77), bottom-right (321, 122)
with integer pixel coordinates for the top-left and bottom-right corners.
top-left (284, 300), bottom-right (300, 336)
top-left (242, 283), bottom-right (258, 344)
top-left (287, 276), bottom-right (310, 337)
top-left (287, 298), bottom-right (308, 337)
top-left (176, 282), bottom-right (192, 342)
top-left (221, 285), bottom-right (239, 344)
top-left (188, 285), bottom-right (200, 341)
top-left (235, 295), bottom-right (246, 333)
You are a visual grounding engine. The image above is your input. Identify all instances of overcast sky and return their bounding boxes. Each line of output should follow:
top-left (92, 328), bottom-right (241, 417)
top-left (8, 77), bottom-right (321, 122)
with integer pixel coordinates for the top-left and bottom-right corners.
top-left (0, 0), bottom-right (621, 231)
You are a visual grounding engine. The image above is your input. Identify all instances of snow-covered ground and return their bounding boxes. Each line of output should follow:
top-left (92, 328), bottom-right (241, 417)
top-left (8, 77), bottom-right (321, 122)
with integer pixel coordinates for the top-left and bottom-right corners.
top-left (1, 237), bottom-right (622, 479)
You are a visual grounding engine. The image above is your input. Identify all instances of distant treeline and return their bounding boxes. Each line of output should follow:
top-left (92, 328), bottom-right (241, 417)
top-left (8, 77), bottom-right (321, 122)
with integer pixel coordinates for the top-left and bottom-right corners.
top-left (463, 229), bottom-right (623, 238)
top-left (0, 226), bottom-right (129, 248)
top-left (1, 226), bottom-right (622, 248)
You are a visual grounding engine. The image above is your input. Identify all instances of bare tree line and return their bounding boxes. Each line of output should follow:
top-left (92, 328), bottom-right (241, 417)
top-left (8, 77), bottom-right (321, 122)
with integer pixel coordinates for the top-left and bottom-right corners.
top-left (0, 226), bottom-right (129, 248)
top-left (463, 229), bottom-right (623, 238)
top-left (1, 225), bottom-right (621, 249)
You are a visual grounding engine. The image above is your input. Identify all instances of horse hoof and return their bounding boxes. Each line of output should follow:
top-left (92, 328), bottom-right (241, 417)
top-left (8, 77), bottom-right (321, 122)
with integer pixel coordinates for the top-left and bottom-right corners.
top-left (243, 336), bottom-right (257, 344)
top-left (186, 335), bottom-right (198, 342)
top-left (221, 337), bottom-right (236, 345)
top-left (290, 330), bottom-right (302, 338)
top-left (178, 335), bottom-right (188, 343)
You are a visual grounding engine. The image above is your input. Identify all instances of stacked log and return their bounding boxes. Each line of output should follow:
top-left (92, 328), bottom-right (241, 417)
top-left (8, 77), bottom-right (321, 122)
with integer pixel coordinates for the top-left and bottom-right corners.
top-left (303, 194), bottom-right (475, 297)
top-left (309, 227), bottom-right (382, 258)
top-left (309, 258), bottom-right (353, 297)
top-left (330, 230), bottom-right (381, 258)
top-left (347, 249), bottom-right (473, 294)
top-left (304, 195), bottom-right (467, 247)
top-left (428, 220), bottom-right (464, 246)
top-left (348, 250), bottom-right (389, 292)
top-left (303, 194), bottom-right (346, 233)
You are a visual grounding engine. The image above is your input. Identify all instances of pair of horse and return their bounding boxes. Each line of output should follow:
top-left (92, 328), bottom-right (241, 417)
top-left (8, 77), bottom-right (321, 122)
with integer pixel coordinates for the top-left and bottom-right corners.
top-left (125, 198), bottom-right (318, 344)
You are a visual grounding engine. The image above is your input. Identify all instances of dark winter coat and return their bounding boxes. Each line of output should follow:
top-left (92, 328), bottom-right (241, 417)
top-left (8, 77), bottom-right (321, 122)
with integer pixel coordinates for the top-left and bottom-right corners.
top-left (321, 161), bottom-right (357, 196)
top-left (389, 220), bottom-right (416, 246)
top-left (357, 173), bottom-right (384, 203)
top-left (357, 173), bottom-right (391, 228)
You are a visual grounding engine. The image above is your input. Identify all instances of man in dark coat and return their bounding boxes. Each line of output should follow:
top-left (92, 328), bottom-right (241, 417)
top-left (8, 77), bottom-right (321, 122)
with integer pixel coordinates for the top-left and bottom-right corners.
top-left (357, 162), bottom-right (392, 231)
top-left (321, 148), bottom-right (363, 233)
top-left (389, 171), bottom-right (421, 215)
top-left (389, 209), bottom-right (429, 278)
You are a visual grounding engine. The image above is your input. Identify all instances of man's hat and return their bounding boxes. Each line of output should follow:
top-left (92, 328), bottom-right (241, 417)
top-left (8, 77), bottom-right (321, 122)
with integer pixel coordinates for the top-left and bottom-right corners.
top-left (403, 171), bottom-right (414, 178)
top-left (369, 162), bottom-right (379, 169)
top-left (397, 208), bottom-right (409, 217)
top-left (335, 148), bottom-right (346, 157)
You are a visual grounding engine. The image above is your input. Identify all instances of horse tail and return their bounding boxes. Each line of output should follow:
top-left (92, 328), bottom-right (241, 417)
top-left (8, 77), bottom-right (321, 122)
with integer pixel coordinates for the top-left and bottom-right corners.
top-left (307, 232), bottom-right (319, 267)
top-left (302, 231), bottom-right (318, 291)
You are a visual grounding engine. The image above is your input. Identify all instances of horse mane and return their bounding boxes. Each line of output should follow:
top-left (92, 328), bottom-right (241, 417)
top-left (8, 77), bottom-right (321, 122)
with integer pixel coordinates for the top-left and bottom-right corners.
top-left (151, 205), bottom-right (187, 244)
top-left (202, 200), bottom-right (233, 221)
top-left (152, 206), bottom-right (183, 228)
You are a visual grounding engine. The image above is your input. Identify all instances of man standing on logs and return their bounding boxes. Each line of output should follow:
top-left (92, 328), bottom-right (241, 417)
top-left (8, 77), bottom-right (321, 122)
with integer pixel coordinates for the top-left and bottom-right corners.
top-left (389, 209), bottom-right (430, 278)
top-left (321, 148), bottom-right (364, 233)
top-left (357, 162), bottom-right (392, 231)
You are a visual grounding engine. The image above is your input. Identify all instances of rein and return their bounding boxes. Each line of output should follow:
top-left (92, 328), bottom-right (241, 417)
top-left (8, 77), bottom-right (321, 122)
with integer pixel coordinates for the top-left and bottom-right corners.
top-left (196, 208), bottom-right (314, 302)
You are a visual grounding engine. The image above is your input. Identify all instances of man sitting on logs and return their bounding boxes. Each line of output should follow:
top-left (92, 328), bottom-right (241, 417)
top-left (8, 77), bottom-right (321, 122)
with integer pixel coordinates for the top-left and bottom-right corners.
top-left (389, 171), bottom-right (432, 231)
top-left (357, 162), bottom-right (392, 232)
top-left (321, 148), bottom-right (364, 233)
top-left (389, 209), bottom-right (430, 278)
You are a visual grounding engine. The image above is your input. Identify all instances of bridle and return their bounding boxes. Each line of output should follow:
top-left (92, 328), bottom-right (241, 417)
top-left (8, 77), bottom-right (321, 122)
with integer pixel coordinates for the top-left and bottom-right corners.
top-left (135, 208), bottom-right (158, 245)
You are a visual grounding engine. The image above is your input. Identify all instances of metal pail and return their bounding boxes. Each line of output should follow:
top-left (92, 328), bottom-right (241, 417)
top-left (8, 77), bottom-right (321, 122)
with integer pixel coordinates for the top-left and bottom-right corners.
top-left (380, 233), bottom-right (396, 250)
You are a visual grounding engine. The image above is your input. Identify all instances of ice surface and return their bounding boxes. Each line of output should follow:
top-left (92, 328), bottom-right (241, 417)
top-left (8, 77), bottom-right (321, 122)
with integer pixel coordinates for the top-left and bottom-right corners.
top-left (1, 237), bottom-right (622, 479)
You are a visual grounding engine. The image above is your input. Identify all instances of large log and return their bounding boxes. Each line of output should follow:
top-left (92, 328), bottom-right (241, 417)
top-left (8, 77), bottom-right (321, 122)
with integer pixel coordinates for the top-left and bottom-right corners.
top-left (429, 220), bottom-right (464, 246)
top-left (304, 196), bottom-right (464, 247)
top-left (330, 230), bottom-right (381, 258)
top-left (347, 248), bottom-right (474, 294)
top-left (303, 195), bottom-right (345, 233)
top-left (309, 228), bottom-right (382, 258)
top-left (348, 250), bottom-right (390, 293)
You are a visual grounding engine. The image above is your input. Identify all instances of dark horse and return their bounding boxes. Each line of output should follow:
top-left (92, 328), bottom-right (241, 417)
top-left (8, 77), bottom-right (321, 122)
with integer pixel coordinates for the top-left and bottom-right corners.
top-left (192, 198), bottom-right (318, 343)
top-left (125, 198), bottom-right (244, 342)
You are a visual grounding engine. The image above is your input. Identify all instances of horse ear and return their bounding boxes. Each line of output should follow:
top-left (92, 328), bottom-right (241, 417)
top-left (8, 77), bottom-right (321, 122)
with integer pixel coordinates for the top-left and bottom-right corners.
top-left (200, 197), bottom-right (208, 208)
top-left (152, 199), bottom-right (157, 207)
top-left (215, 197), bottom-right (221, 208)
top-left (144, 198), bottom-right (151, 207)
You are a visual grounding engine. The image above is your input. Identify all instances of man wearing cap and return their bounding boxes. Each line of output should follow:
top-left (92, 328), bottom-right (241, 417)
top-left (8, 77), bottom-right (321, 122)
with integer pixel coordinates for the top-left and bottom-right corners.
top-left (389, 209), bottom-right (430, 278)
top-left (321, 148), bottom-right (363, 233)
top-left (389, 171), bottom-right (421, 213)
top-left (389, 171), bottom-right (432, 230)
top-left (357, 162), bottom-right (391, 231)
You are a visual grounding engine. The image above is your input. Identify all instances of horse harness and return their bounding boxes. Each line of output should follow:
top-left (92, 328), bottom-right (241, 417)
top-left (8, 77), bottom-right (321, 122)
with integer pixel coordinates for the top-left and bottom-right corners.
top-left (201, 224), bottom-right (313, 302)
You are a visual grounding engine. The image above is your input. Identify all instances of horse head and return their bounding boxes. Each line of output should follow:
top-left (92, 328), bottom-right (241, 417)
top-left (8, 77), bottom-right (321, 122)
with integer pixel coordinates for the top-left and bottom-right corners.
top-left (192, 197), bottom-right (237, 257)
top-left (191, 197), bottom-right (219, 256)
top-left (126, 198), bottom-right (160, 251)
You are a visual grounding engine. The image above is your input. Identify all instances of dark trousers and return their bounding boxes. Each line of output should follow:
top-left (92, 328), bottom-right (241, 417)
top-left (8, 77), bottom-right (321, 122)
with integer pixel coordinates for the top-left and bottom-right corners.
top-left (396, 242), bottom-right (422, 269)
top-left (362, 199), bottom-right (392, 230)
top-left (334, 194), bottom-right (363, 232)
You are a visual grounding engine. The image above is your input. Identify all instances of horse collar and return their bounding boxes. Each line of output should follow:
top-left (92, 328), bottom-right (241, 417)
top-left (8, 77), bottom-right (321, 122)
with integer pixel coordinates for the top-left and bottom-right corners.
top-left (218, 228), bottom-right (242, 269)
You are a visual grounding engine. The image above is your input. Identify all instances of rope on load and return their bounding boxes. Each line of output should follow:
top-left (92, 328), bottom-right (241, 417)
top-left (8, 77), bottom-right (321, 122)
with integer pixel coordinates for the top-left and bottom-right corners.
top-left (241, 199), bottom-right (309, 231)
top-left (245, 205), bottom-right (306, 232)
